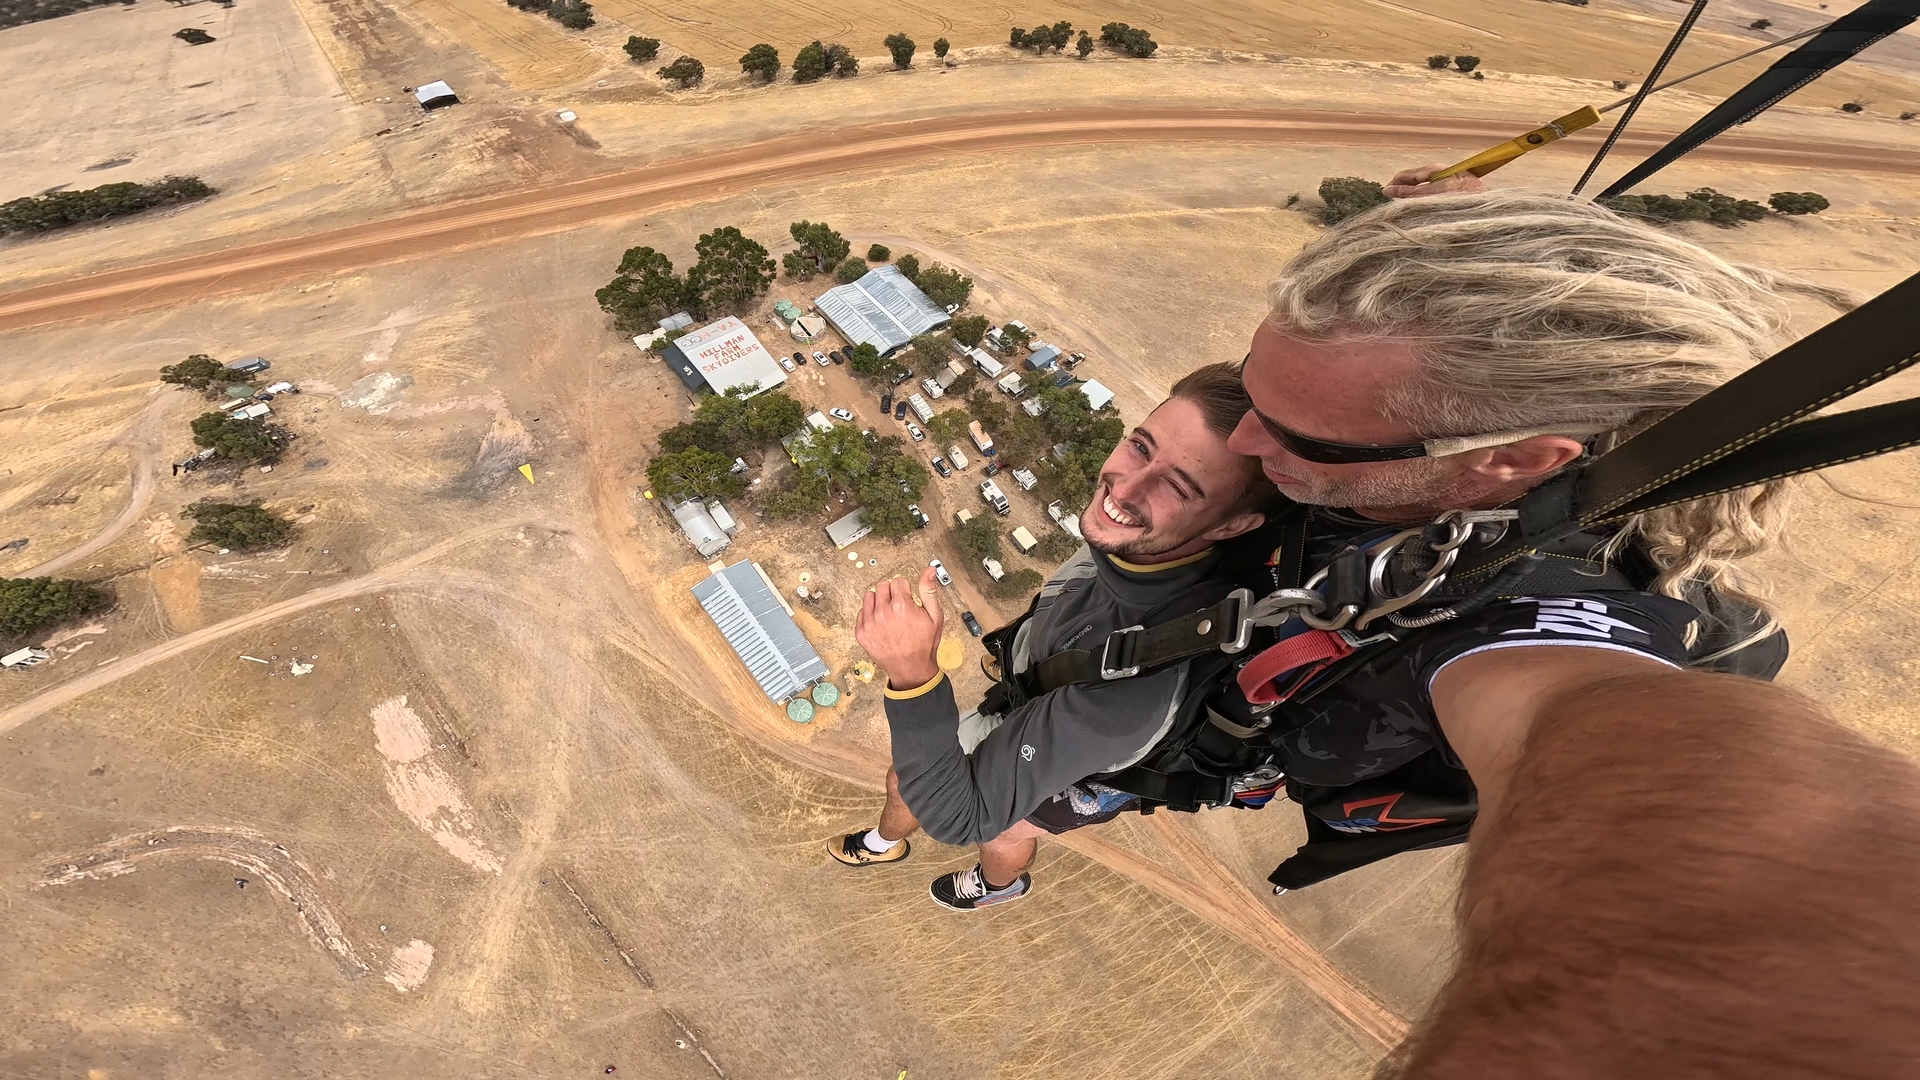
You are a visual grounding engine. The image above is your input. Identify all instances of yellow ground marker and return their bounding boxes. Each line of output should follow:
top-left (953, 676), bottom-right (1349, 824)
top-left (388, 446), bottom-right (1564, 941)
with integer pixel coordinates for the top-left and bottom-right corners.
top-left (518, 463), bottom-right (535, 484)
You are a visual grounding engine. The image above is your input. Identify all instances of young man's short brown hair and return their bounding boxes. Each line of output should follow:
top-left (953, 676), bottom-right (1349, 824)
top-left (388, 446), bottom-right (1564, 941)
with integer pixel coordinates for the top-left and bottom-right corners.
top-left (1165, 361), bottom-right (1278, 514)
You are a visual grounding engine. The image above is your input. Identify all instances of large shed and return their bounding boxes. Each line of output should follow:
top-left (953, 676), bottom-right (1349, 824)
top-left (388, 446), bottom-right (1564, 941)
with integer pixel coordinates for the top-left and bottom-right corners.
top-left (691, 562), bottom-right (828, 703)
top-left (671, 499), bottom-right (732, 558)
top-left (660, 316), bottom-right (787, 397)
top-left (414, 81), bottom-right (458, 110)
top-left (825, 509), bottom-right (871, 549)
top-left (814, 265), bottom-right (949, 356)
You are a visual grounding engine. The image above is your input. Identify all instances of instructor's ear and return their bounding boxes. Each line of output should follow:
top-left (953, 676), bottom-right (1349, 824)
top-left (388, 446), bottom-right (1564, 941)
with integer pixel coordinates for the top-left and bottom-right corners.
top-left (1472, 436), bottom-right (1586, 483)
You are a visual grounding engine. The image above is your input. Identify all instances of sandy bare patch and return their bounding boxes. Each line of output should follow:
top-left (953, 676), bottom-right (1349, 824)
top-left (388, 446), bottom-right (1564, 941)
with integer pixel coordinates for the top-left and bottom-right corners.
top-left (371, 695), bottom-right (502, 873)
top-left (383, 939), bottom-right (435, 992)
top-left (340, 372), bottom-right (414, 412)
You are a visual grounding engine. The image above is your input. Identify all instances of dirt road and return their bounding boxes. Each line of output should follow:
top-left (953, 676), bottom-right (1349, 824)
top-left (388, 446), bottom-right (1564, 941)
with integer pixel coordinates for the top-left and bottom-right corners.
top-left (4, 106), bottom-right (1916, 331)
top-left (24, 391), bottom-right (172, 578)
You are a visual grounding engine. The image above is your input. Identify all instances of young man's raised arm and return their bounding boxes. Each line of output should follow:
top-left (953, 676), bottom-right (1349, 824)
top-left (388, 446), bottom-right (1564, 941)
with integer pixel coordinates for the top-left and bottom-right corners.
top-left (1412, 649), bottom-right (1920, 1078)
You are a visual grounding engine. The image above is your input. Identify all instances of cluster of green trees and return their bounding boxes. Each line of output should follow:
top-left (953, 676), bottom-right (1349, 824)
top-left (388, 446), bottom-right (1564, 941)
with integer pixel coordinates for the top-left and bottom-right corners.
top-left (958, 380), bottom-right (1121, 507)
top-left (948, 314), bottom-right (989, 348)
top-left (596, 226), bottom-right (777, 332)
top-left (0, 577), bottom-right (111, 646)
top-left (1600, 188), bottom-right (1830, 226)
top-left (952, 519), bottom-right (1048, 596)
top-left (794, 40), bottom-right (859, 82)
top-left (1011, 21), bottom-right (1073, 52)
top-left (184, 502), bottom-right (295, 551)
top-left (624, 36), bottom-right (660, 62)
top-left (1098, 22), bottom-right (1157, 58)
top-left (782, 220), bottom-right (851, 280)
top-left (1, 0), bottom-right (132, 31)
top-left (1315, 177), bottom-right (1391, 224)
top-left (884, 32), bottom-right (915, 69)
top-left (645, 388), bottom-right (807, 502)
top-left (190, 412), bottom-right (282, 463)
top-left (506, 0), bottom-right (591, 30)
top-left (765, 425), bottom-right (929, 538)
top-left (160, 354), bottom-right (248, 397)
top-left (0, 176), bottom-right (215, 236)
top-left (1425, 54), bottom-right (1481, 72)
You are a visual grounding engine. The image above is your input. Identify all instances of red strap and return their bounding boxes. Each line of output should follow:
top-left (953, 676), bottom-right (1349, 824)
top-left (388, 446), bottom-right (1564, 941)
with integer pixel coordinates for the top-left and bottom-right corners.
top-left (1236, 630), bottom-right (1353, 705)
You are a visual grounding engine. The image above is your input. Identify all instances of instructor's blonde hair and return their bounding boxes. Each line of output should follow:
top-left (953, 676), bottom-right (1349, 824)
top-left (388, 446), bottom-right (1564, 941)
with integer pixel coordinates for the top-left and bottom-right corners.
top-left (1266, 190), bottom-right (1853, 626)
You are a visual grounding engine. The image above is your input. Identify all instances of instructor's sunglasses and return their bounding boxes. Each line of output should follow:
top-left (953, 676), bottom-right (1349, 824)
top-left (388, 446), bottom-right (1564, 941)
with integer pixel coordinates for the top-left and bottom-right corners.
top-left (1249, 408), bottom-right (1608, 465)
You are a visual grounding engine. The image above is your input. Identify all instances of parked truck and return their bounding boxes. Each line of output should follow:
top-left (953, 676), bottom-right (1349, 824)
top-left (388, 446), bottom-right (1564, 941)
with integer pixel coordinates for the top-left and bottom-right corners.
top-left (920, 377), bottom-right (944, 400)
top-left (981, 557), bottom-right (1005, 581)
top-left (996, 372), bottom-right (1025, 397)
top-left (908, 393), bottom-right (934, 422)
top-left (1048, 500), bottom-right (1084, 540)
top-left (979, 479), bottom-right (1010, 516)
top-left (946, 444), bottom-right (969, 471)
top-left (969, 420), bottom-right (995, 456)
top-left (1011, 467), bottom-right (1038, 491)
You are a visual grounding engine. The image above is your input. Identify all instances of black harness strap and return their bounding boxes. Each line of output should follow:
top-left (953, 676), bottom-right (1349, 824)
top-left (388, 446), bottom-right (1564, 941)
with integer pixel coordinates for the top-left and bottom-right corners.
top-left (1031, 591), bottom-right (1248, 691)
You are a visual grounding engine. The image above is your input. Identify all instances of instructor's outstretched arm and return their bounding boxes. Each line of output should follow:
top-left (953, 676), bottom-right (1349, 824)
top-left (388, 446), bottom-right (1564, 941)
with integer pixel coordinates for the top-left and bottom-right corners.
top-left (1411, 651), bottom-right (1920, 1078)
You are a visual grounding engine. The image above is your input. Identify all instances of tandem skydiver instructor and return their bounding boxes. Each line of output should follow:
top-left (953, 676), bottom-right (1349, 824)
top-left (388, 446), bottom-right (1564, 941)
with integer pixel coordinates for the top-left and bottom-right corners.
top-left (863, 185), bottom-right (1920, 1074)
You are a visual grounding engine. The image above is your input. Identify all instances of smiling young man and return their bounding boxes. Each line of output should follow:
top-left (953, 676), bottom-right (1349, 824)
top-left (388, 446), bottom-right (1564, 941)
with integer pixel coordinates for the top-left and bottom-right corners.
top-left (834, 363), bottom-right (1275, 910)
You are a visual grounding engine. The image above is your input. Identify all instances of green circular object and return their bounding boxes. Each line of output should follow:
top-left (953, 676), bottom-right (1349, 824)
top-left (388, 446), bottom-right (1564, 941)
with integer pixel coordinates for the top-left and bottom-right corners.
top-left (810, 682), bottom-right (841, 708)
top-left (786, 698), bottom-right (815, 723)
top-left (225, 385), bottom-right (255, 399)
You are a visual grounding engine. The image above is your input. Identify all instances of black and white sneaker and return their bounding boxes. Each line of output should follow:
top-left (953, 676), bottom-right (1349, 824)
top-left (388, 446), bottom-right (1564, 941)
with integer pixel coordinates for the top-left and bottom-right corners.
top-left (827, 831), bottom-right (911, 867)
top-left (929, 864), bottom-right (1031, 911)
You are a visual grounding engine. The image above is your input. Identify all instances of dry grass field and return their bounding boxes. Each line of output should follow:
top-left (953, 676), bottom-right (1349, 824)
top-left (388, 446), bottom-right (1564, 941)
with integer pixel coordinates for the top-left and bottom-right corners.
top-left (3, 1), bottom-right (1919, 1077)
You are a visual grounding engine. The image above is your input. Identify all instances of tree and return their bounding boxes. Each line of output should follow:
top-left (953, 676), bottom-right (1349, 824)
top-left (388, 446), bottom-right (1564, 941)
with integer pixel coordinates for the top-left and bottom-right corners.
top-left (1047, 20), bottom-right (1073, 51)
top-left (992, 567), bottom-right (1044, 599)
top-left (595, 246), bottom-right (692, 332)
top-left (548, 0), bottom-right (592, 29)
top-left (903, 332), bottom-right (951, 375)
top-left (160, 353), bottom-right (231, 394)
top-left (624, 36), bottom-right (660, 62)
top-left (190, 412), bottom-right (280, 462)
top-left (1317, 177), bottom-right (1390, 224)
top-left (955, 515), bottom-right (1001, 560)
top-left (848, 342), bottom-right (885, 376)
top-left (884, 32), bottom-right (915, 69)
top-left (925, 408), bottom-right (972, 445)
top-left (1453, 55), bottom-right (1480, 73)
top-left (948, 314), bottom-right (989, 348)
top-left (660, 388), bottom-right (806, 458)
top-left (739, 43), bottom-right (779, 81)
top-left (893, 253), bottom-right (921, 283)
top-left (793, 40), bottom-right (829, 83)
top-left (781, 251), bottom-right (815, 280)
top-left (647, 446), bottom-right (746, 503)
top-left (659, 56), bottom-right (705, 89)
top-left (1426, 54), bottom-right (1450, 69)
top-left (913, 263), bottom-right (973, 309)
top-left (834, 255), bottom-right (869, 283)
top-left (688, 226), bottom-right (775, 312)
top-left (933, 37), bottom-right (949, 59)
top-left (1098, 22), bottom-right (1156, 58)
top-left (1032, 528), bottom-right (1080, 563)
top-left (853, 449), bottom-right (927, 538)
top-left (0, 577), bottom-right (111, 644)
top-left (1076, 30), bottom-right (1093, 58)
top-left (866, 242), bottom-right (890, 261)
top-left (998, 322), bottom-right (1032, 352)
top-left (173, 27), bottom-right (214, 44)
top-left (1769, 191), bottom-right (1830, 215)
top-left (1009, 26), bottom-right (1025, 47)
top-left (826, 42), bottom-right (858, 77)
top-left (1840, 101), bottom-right (1865, 113)
top-left (1599, 189), bottom-right (1768, 227)
top-left (788, 220), bottom-right (851, 273)
top-left (183, 501), bottom-right (293, 550)
top-left (1749, 18), bottom-right (1772, 30)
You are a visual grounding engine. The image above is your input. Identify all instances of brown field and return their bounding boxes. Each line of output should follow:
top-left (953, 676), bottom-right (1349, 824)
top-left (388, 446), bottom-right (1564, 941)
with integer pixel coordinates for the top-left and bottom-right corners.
top-left (3, 1), bottom-right (1919, 1077)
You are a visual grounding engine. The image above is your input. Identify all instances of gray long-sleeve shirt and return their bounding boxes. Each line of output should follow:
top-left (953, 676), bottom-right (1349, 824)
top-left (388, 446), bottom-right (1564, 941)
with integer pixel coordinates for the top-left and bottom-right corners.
top-left (885, 545), bottom-right (1227, 846)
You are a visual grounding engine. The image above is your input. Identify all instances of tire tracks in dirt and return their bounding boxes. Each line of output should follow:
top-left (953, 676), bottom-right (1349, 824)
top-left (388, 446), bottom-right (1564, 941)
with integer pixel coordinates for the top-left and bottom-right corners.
top-left (23, 390), bottom-right (173, 578)
top-left (4, 106), bottom-right (1916, 331)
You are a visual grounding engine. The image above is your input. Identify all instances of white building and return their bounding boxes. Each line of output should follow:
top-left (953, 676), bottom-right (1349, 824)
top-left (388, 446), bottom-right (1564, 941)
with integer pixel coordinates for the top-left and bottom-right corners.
top-left (671, 500), bottom-right (732, 558)
top-left (1081, 380), bottom-right (1116, 411)
top-left (661, 316), bottom-right (787, 397)
top-left (1, 647), bottom-right (51, 669)
top-left (814, 265), bottom-right (950, 355)
top-left (414, 81), bottom-right (458, 109)
top-left (825, 509), bottom-right (871, 549)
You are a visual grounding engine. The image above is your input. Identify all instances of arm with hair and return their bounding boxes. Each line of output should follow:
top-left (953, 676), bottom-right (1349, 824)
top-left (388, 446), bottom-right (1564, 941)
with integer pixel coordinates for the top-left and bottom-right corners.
top-left (1407, 650), bottom-right (1920, 1078)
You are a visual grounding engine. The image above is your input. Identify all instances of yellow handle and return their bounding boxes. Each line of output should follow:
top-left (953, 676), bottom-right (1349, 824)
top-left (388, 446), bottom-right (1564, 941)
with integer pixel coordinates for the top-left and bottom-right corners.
top-left (1428, 105), bottom-right (1603, 181)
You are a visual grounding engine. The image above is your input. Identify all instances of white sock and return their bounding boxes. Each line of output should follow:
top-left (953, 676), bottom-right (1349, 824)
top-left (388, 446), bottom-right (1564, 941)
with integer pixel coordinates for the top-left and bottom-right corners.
top-left (862, 828), bottom-right (900, 853)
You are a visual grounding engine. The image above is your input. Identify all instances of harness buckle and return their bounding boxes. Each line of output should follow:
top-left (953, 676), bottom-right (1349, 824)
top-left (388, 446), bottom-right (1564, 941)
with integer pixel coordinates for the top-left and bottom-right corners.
top-left (1099, 624), bottom-right (1146, 680)
top-left (1219, 588), bottom-right (1256, 654)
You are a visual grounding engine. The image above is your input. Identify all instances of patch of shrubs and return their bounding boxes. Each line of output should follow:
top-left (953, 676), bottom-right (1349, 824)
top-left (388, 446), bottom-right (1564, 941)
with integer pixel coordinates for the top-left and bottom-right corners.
top-left (659, 56), bottom-right (705, 88)
top-left (1426, 54), bottom-right (1451, 69)
top-left (624, 36), bottom-right (660, 63)
top-left (0, 0), bottom-right (133, 31)
top-left (190, 412), bottom-right (283, 462)
top-left (183, 501), bottom-right (295, 552)
top-left (1317, 177), bottom-right (1391, 224)
top-left (793, 40), bottom-right (857, 82)
top-left (866, 243), bottom-right (890, 261)
top-left (1840, 101), bottom-right (1865, 113)
top-left (1098, 21), bottom-right (1157, 57)
top-left (1, 176), bottom-right (216, 236)
top-left (0, 577), bottom-right (111, 646)
top-left (506, 0), bottom-right (591, 30)
top-left (1012, 21), bottom-right (1073, 52)
top-left (1599, 188), bottom-right (1769, 226)
top-left (1767, 191), bottom-right (1831, 215)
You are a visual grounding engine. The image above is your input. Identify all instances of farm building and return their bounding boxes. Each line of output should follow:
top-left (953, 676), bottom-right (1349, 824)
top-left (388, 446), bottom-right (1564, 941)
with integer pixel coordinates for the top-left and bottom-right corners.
top-left (825, 509), bottom-right (871, 549)
top-left (691, 562), bottom-right (829, 703)
top-left (1025, 344), bottom-right (1061, 370)
top-left (225, 356), bottom-right (270, 374)
top-left (660, 316), bottom-right (787, 397)
top-left (1081, 380), bottom-right (1115, 411)
top-left (414, 81), bottom-right (458, 109)
top-left (814, 265), bottom-right (949, 355)
top-left (671, 499), bottom-right (732, 558)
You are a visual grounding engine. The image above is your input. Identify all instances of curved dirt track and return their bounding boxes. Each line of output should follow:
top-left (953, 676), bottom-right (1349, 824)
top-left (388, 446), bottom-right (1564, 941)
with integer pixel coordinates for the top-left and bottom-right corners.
top-left (25, 392), bottom-right (172, 578)
top-left (4, 106), bottom-right (1916, 331)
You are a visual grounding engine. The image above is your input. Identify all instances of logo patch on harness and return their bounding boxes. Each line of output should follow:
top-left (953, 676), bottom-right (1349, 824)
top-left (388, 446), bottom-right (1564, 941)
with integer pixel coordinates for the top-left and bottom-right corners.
top-left (1021, 744), bottom-right (1035, 761)
top-left (1500, 598), bottom-right (1651, 644)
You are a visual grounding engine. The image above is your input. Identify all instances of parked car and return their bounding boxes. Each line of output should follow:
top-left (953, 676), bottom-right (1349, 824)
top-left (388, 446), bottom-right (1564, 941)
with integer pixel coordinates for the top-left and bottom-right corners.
top-left (889, 367), bottom-right (913, 386)
top-left (894, 401), bottom-right (908, 421)
top-left (905, 421), bottom-right (925, 441)
top-left (813, 351), bottom-right (829, 366)
top-left (907, 503), bottom-right (931, 529)
top-left (929, 559), bottom-right (952, 587)
top-left (779, 356), bottom-right (797, 372)
top-left (961, 611), bottom-right (984, 637)
top-left (792, 352), bottom-right (805, 365)
top-left (983, 460), bottom-right (1003, 477)
top-left (830, 349), bottom-right (846, 365)
top-left (829, 407), bottom-right (854, 422)
top-left (880, 391), bottom-right (894, 414)
top-left (930, 455), bottom-right (952, 478)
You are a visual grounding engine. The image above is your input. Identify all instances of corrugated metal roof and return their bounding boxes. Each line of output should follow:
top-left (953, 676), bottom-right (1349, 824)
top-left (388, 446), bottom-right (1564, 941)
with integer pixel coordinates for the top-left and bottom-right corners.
top-left (671, 500), bottom-right (731, 558)
top-left (691, 562), bottom-right (828, 703)
top-left (814, 265), bottom-right (949, 355)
